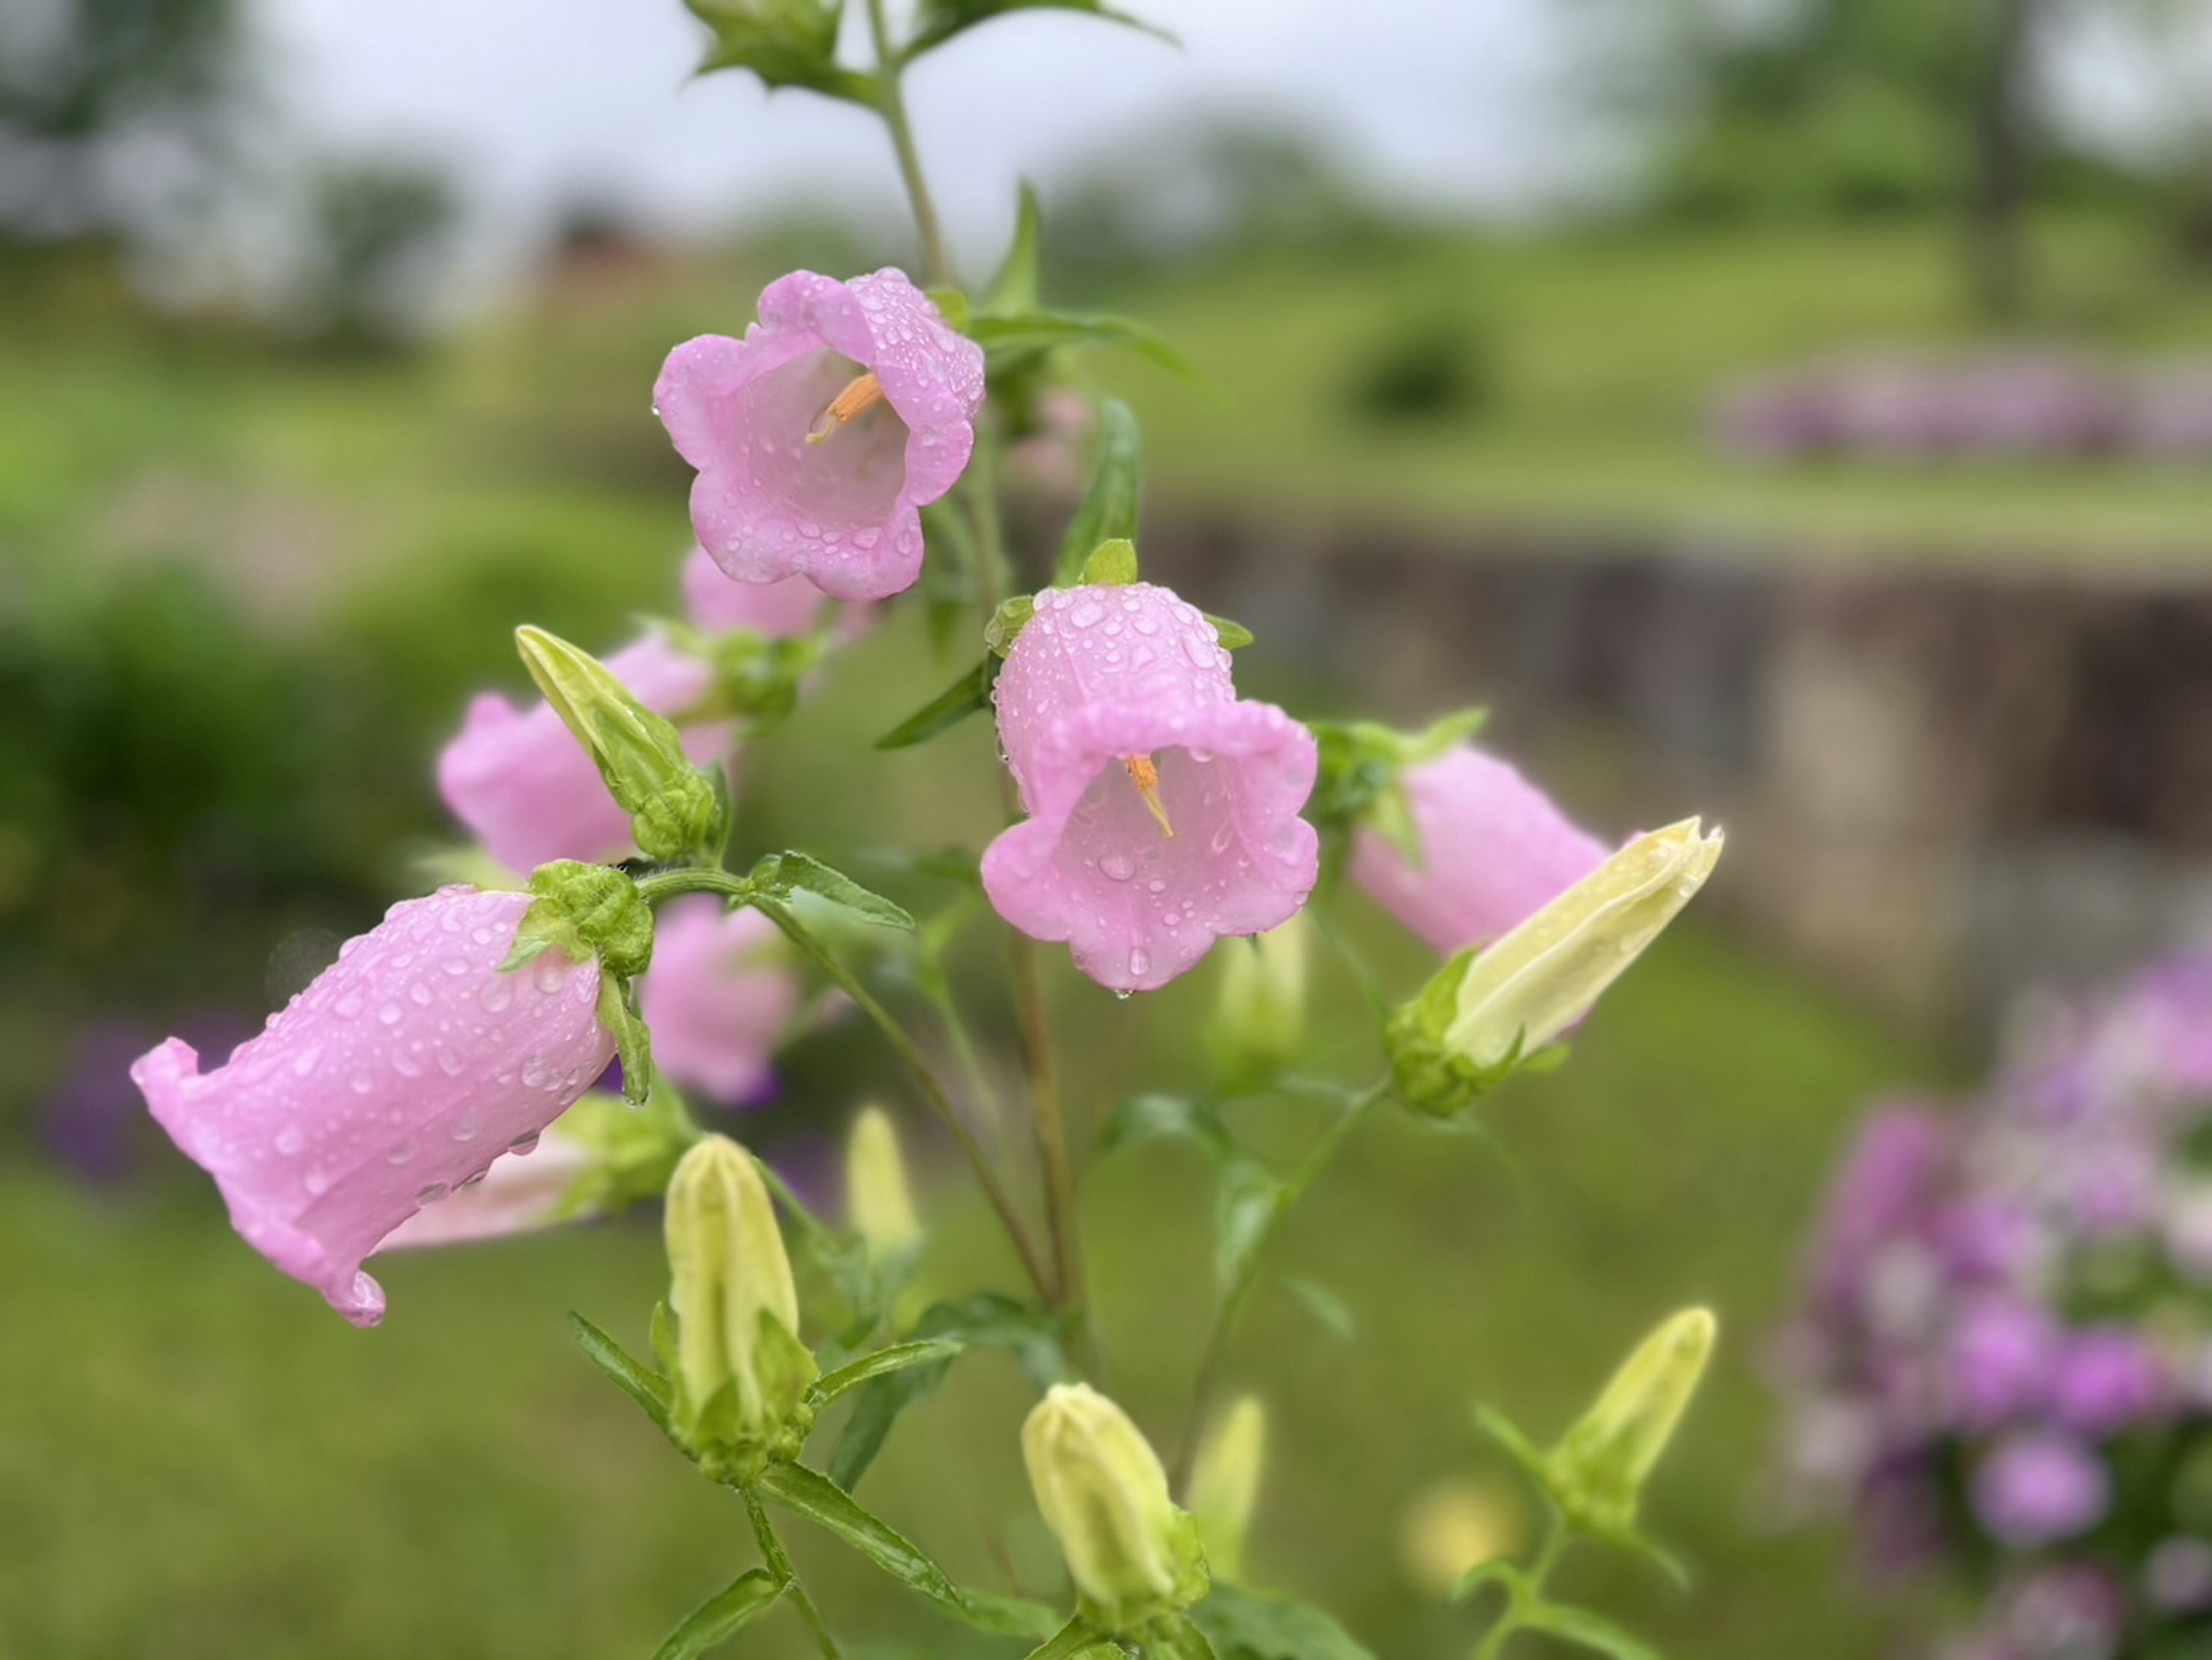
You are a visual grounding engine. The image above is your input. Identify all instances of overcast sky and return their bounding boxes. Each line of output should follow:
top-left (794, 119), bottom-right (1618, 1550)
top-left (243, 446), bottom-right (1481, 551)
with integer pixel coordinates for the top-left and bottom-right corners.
top-left (257, 0), bottom-right (1599, 271)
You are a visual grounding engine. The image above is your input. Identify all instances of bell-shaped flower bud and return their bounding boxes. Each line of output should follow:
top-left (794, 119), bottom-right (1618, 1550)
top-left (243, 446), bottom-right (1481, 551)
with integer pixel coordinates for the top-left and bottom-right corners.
top-left (656, 269), bottom-right (984, 602)
top-left (1209, 916), bottom-right (1310, 1084)
top-left (441, 632), bottom-right (733, 874)
top-left (1387, 819), bottom-right (1724, 1114)
top-left (982, 582), bottom-right (1320, 993)
top-left (1548, 1308), bottom-right (1716, 1534)
top-left (845, 1104), bottom-right (919, 1260)
top-left (1023, 1383), bottom-right (1208, 1629)
top-left (665, 1135), bottom-right (816, 1459)
top-left (130, 886), bottom-right (618, 1326)
top-left (513, 625), bottom-right (724, 863)
top-left (1188, 1396), bottom-right (1267, 1585)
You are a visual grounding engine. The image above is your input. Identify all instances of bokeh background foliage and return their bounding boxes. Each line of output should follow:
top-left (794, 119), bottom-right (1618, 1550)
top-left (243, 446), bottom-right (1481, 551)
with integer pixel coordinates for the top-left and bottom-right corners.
top-left (7, 0), bottom-right (2212, 1654)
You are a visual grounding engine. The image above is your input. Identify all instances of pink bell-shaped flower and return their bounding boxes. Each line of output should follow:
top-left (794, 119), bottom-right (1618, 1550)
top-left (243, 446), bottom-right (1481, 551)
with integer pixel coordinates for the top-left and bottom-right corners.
top-left (680, 544), bottom-right (832, 638)
top-left (637, 897), bottom-right (802, 1105)
top-left (654, 269), bottom-right (984, 602)
top-left (982, 583), bottom-right (1320, 993)
top-left (130, 886), bottom-right (617, 1326)
top-left (1351, 745), bottom-right (1608, 955)
top-left (373, 1123), bottom-right (596, 1251)
top-left (437, 633), bottom-right (729, 874)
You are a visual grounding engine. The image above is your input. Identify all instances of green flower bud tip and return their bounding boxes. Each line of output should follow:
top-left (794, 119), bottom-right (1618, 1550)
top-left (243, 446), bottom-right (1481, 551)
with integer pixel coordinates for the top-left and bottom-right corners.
top-left (1210, 916), bottom-right (1310, 1082)
top-left (1188, 1396), bottom-right (1267, 1585)
top-left (844, 1104), bottom-right (919, 1258)
top-left (1022, 1383), bottom-right (1208, 1628)
top-left (1549, 1307), bottom-right (1717, 1533)
top-left (1389, 819), bottom-right (1723, 1111)
top-left (510, 861), bottom-right (656, 981)
top-left (665, 1135), bottom-right (812, 1450)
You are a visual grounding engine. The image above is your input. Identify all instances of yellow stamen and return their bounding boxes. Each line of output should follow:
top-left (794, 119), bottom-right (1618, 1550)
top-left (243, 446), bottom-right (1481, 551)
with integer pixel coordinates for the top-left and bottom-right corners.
top-left (806, 371), bottom-right (887, 445)
top-left (1123, 754), bottom-right (1175, 839)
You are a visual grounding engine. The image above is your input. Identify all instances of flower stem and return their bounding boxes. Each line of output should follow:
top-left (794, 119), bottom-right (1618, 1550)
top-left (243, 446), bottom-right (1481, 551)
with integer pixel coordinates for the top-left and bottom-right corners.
top-left (865, 0), bottom-right (951, 285)
top-left (1471, 1511), bottom-right (1566, 1660)
top-left (1175, 1078), bottom-right (1389, 1485)
top-left (747, 1491), bottom-right (842, 1660)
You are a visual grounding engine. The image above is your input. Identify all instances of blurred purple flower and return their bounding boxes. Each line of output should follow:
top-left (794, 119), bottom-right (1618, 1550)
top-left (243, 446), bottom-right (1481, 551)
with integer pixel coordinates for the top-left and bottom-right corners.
top-left (1948, 1297), bottom-right (2057, 1432)
top-left (2048, 1329), bottom-right (2169, 1437)
top-left (1971, 1432), bottom-right (2110, 1550)
top-left (1810, 1103), bottom-right (1952, 1311)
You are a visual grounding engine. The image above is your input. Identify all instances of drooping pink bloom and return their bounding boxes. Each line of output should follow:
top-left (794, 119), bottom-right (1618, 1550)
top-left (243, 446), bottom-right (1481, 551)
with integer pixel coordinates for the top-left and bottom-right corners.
top-left (438, 633), bottom-right (729, 874)
top-left (373, 1122), bottom-right (596, 1251)
top-left (656, 269), bottom-right (984, 602)
top-left (681, 544), bottom-right (832, 638)
top-left (130, 887), bottom-right (616, 1326)
top-left (637, 897), bottom-right (802, 1104)
top-left (981, 583), bottom-right (1320, 994)
top-left (1350, 746), bottom-right (1609, 956)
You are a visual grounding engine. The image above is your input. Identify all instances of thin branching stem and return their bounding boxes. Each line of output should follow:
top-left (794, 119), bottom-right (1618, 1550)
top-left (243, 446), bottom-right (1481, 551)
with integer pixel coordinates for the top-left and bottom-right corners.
top-left (864, 0), bottom-right (951, 285)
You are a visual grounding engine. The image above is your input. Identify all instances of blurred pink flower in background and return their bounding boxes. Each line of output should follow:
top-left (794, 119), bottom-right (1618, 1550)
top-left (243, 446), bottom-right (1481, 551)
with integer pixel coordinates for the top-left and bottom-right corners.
top-left (680, 544), bottom-right (832, 638)
top-left (1350, 745), bottom-right (1609, 956)
top-left (982, 583), bottom-right (1319, 993)
top-left (374, 1123), bottom-right (596, 1250)
top-left (129, 887), bottom-right (615, 1326)
top-left (637, 897), bottom-right (802, 1105)
top-left (437, 632), bottom-right (729, 873)
top-left (656, 268), bottom-right (984, 602)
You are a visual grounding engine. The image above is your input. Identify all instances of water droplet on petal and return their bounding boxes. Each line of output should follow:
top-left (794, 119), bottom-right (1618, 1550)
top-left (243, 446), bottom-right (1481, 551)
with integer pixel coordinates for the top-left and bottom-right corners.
top-left (1127, 948), bottom-right (1150, 980)
top-left (1099, 853), bottom-right (1135, 882)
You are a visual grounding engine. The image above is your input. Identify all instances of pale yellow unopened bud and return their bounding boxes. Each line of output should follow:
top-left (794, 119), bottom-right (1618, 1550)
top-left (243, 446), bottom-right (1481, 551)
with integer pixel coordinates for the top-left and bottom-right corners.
top-left (1188, 1396), bottom-right (1267, 1584)
top-left (1444, 819), bottom-right (1724, 1069)
top-left (1549, 1307), bottom-right (1717, 1532)
top-left (665, 1135), bottom-right (804, 1439)
top-left (1211, 917), bottom-right (1310, 1081)
top-left (1022, 1384), bottom-right (1203, 1625)
top-left (845, 1105), bottom-right (919, 1258)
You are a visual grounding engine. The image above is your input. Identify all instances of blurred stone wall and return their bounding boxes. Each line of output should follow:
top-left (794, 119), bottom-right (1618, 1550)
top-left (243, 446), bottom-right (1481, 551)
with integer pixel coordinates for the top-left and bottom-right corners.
top-left (1136, 512), bottom-right (2212, 1035)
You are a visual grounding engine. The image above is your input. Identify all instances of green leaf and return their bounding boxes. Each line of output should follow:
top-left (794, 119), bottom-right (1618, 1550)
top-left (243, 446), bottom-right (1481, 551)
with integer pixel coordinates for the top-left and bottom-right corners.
top-left (810, 1339), bottom-right (965, 1404)
top-left (1203, 612), bottom-right (1255, 649)
top-left (687, 0), bottom-right (877, 102)
top-left (987, 181), bottom-right (1044, 316)
top-left (1214, 1157), bottom-right (1287, 1294)
top-left (1096, 1093), bottom-right (1237, 1162)
top-left (1189, 1583), bottom-right (1377, 1660)
top-left (903, 0), bottom-right (1172, 62)
top-left (830, 1294), bottom-right (1073, 1490)
top-left (747, 850), bottom-right (915, 931)
top-left (1021, 1616), bottom-right (1115, 1660)
top-left (926, 285), bottom-right (971, 332)
top-left (971, 311), bottom-right (1192, 380)
top-left (1077, 536), bottom-right (1139, 587)
top-left (1054, 398), bottom-right (1143, 584)
top-left (568, 1312), bottom-right (673, 1434)
top-left (986, 593), bottom-right (1037, 656)
top-left (1473, 1401), bottom-right (1555, 1495)
top-left (757, 1462), bottom-right (1062, 1639)
top-left (1518, 1602), bottom-right (1666, 1660)
top-left (651, 1568), bottom-right (786, 1660)
top-left (874, 654), bottom-right (1000, 750)
top-left (1283, 1276), bottom-right (1355, 1343)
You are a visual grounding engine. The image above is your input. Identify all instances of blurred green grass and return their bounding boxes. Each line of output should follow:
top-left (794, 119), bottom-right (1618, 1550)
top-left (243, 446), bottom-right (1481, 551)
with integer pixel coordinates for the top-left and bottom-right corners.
top-left (0, 919), bottom-right (1933, 1659)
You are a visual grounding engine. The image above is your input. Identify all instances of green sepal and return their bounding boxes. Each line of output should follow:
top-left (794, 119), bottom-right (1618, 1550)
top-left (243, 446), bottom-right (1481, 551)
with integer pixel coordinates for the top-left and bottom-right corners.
top-left (508, 860), bottom-right (654, 979)
top-left (757, 1461), bottom-right (1063, 1639)
top-left (596, 974), bottom-right (656, 1106)
top-left (1077, 536), bottom-right (1139, 587)
top-left (649, 1299), bottom-right (682, 1378)
top-left (1054, 398), bottom-right (1142, 585)
top-left (686, 0), bottom-right (877, 103)
top-left (1188, 1583), bottom-right (1377, 1660)
top-left (1150, 1613), bottom-right (1223, 1660)
top-left (1384, 982), bottom-right (1526, 1119)
top-left (987, 594), bottom-right (1037, 656)
top-left (1204, 613), bottom-right (1255, 649)
top-left (1021, 1616), bottom-right (1116, 1660)
top-left (901, 0), bottom-right (1173, 63)
top-left (1305, 708), bottom-right (1487, 842)
top-left (569, 1311), bottom-right (675, 1435)
top-left (650, 1568), bottom-right (786, 1660)
top-left (987, 181), bottom-right (1043, 316)
top-left (809, 1338), bottom-right (964, 1405)
top-left (752, 1304), bottom-right (821, 1428)
top-left (874, 653), bottom-right (1000, 749)
top-left (514, 626), bottom-right (723, 862)
top-left (744, 850), bottom-right (916, 931)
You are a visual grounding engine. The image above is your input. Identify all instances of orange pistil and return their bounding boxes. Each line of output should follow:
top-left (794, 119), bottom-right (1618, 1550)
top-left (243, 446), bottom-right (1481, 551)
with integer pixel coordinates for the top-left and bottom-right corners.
top-left (1123, 754), bottom-right (1175, 838)
top-left (806, 371), bottom-right (888, 445)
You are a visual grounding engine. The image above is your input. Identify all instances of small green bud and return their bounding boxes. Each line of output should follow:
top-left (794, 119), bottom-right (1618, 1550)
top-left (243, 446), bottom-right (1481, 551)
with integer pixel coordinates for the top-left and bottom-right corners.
top-left (844, 1105), bottom-right (919, 1260)
top-left (510, 860), bottom-right (656, 979)
top-left (1548, 1307), bottom-right (1716, 1534)
top-left (515, 625), bottom-right (722, 863)
top-left (1387, 818), bottom-right (1724, 1114)
top-left (1022, 1383), bottom-right (1209, 1631)
top-left (1209, 917), bottom-right (1310, 1084)
top-left (1187, 1396), bottom-right (1266, 1585)
top-left (665, 1136), bottom-right (816, 1466)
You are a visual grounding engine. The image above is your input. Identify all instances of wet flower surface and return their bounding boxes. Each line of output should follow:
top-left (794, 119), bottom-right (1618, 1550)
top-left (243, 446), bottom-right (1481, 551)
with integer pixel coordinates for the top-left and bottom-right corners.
top-left (980, 583), bottom-right (1320, 993)
top-left (655, 269), bottom-right (984, 602)
top-left (130, 887), bottom-right (615, 1326)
